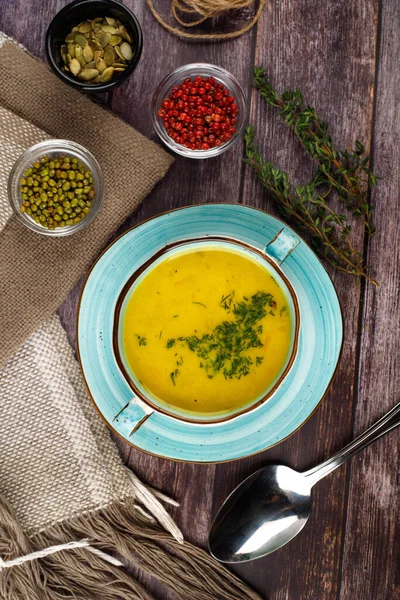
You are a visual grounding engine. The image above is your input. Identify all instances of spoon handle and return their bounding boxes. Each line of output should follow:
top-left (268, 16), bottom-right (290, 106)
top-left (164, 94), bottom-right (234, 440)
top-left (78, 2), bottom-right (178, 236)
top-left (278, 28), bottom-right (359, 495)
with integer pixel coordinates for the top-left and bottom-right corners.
top-left (303, 399), bottom-right (400, 486)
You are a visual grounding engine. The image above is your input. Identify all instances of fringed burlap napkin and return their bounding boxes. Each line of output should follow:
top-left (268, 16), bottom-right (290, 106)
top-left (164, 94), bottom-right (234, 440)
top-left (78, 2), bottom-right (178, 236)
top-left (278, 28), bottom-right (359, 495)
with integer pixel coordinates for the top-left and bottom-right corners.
top-left (0, 36), bottom-right (261, 600)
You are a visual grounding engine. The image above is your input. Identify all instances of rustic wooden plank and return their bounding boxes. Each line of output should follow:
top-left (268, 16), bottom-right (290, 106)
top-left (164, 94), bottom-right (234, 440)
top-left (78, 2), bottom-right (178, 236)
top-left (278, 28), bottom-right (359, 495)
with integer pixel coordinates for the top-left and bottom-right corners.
top-left (212, 1), bottom-right (380, 598)
top-left (339, 1), bottom-right (400, 598)
top-left (0, 0), bottom-right (54, 60)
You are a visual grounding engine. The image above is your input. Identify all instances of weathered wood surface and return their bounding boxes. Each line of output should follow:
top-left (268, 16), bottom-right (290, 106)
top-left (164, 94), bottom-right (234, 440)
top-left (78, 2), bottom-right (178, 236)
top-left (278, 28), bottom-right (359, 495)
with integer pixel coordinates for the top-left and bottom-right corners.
top-left (0, 0), bottom-right (399, 598)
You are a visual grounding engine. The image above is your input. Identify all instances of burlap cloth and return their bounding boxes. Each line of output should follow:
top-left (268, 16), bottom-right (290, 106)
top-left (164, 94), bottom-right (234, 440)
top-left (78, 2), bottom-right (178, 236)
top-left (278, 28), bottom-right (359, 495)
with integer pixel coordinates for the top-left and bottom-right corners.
top-left (0, 36), bottom-right (261, 600)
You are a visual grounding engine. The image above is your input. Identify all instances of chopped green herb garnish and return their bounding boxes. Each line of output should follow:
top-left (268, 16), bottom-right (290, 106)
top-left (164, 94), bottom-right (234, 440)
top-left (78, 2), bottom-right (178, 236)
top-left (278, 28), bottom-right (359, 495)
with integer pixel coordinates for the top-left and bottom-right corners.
top-left (167, 291), bottom-right (274, 380)
top-left (170, 369), bottom-right (179, 385)
top-left (135, 335), bottom-right (147, 346)
top-left (255, 356), bottom-right (264, 366)
top-left (220, 291), bottom-right (235, 311)
top-left (159, 331), bottom-right (162, 338)
top-left (173, 314), bottom-right (179, 318)
top-left (193, 302), bottom-right (207, 308)
top-left (280, 305), bottom-right (287, 317)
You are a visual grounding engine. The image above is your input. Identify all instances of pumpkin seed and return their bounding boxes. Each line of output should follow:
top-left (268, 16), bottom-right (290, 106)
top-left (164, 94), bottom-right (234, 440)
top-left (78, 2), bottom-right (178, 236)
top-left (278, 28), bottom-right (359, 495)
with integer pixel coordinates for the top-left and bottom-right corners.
top-left (75, 33), bottom-right (88, 47)
top-left (100, 67), bottom-right (114, 82)
top-left (78, 68), bottom-right (99, 81)
top-left (60, 45), bottom-right (67, 63)
top-left (78, 21), bottom-right (92, 33)
top-left (105, 16), bottom-right (116, 26)
top-left (65, 32), bottom-right (76, 43)
top-left (84, 60), bottom-right (97, 69)
top-left (104, 47), bottom-right (115, 65)
top-left (69, 58), bottom-right (81, 76)
top-left (95, 58), bottom-right (107, 73)
top-left (108, 35), bottom-right (122, 46)
top-left (119, 25), bottom-right (132, 43)
top-left (93, 75), bottom-right (103, 83)
top-left (93, 49), bottom-right (102, 61)
top-left (114, 67), bottom-right (126, 72)
top-left (67, 43), bottom-right (76, 58)
top-left (75, 45), bottom-right (86, 67)
top-left (99, 32), bottom-right (111, 47)
top-left (83, 44), bottom-right (94, 62)
top-left (90, 39), bottom-right (102, 52)
top-left (72, 26), bottom-right (79, 32)
top-left (114, 45), bottom-right (126, 61)
top-left (120, 42), bottom-right (133, 61)
top-left (101, 24), bottom-right (116, 34)
top-left (112, 62), bottom-right (127, 68)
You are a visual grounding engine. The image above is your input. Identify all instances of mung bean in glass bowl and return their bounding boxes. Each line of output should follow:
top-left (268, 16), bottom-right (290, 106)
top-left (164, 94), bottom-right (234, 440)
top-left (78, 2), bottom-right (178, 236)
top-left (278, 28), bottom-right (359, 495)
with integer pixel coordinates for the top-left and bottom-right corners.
top-left (8, 140), bottom-right (104, 236)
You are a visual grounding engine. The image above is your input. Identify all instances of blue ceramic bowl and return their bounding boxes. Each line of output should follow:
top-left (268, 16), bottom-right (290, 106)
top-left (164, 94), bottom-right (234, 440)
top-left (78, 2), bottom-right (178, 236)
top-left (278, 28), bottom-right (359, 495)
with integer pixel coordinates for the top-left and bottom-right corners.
top-left (77, 204), bottom-right (343, 463)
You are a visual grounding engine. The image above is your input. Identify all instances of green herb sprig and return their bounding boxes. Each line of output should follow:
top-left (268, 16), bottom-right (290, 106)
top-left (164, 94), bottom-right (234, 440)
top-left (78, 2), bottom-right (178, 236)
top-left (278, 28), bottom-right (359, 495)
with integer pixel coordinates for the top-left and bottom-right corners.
top-left (253, 66), bottom-right (377, 234)
top-left (247, 67), bottom-right (378, 284)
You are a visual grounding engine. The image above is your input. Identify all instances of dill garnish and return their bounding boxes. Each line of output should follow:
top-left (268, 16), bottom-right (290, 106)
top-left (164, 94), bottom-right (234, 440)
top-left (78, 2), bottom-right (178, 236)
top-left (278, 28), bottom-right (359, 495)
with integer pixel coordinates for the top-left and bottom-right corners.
top-left (166, 291), bottom-right (274, 380)
top-left (135, 335), bottom-right (147, 346)
top-left (170, 369), bottom-right (179, 385)
top-left (220, 291), bottom-right (235, 311)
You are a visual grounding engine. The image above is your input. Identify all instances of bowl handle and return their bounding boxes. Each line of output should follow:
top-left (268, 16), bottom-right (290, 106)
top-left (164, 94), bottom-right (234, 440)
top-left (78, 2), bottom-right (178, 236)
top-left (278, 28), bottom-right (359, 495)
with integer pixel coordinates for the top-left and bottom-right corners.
top-left (114, 396), bottom-right (154, 437)
top-left (265, 228), bottom-right (300, 264)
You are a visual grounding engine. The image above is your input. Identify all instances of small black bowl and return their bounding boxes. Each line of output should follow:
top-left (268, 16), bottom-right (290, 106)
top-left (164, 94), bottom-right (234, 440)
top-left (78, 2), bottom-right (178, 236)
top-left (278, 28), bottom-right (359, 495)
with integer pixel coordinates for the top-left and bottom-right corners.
top-left (46, 0), bottom-right (143, 92)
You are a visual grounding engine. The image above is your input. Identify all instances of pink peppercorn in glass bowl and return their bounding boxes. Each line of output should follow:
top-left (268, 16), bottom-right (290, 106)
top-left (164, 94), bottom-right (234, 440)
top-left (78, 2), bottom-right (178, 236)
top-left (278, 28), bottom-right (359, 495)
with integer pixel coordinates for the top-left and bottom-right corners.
top-left (152, 63), bottom-right (246, 159)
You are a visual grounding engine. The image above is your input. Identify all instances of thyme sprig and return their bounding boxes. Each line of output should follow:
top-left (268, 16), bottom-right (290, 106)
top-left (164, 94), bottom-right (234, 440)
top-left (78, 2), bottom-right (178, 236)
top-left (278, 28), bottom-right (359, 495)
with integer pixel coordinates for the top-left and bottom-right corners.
top-left (246, 67), bottom-right (378, 284)
top-left (245, 127), bottom-right (377, 284)
top-left (253, 67), bottom-right (377, 235)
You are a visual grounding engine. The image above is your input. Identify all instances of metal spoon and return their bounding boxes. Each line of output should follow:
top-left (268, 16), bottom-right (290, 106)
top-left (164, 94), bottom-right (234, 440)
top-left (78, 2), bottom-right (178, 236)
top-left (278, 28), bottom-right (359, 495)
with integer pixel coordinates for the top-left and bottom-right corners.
top-left (209, 400), bottom-right (400, 563)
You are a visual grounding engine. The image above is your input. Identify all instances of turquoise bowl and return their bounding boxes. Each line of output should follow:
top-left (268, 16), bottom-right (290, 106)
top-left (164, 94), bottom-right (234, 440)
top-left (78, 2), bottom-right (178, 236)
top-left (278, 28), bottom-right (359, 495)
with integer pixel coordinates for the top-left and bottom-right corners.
top-left (77, 204), bottom-right (343, 463)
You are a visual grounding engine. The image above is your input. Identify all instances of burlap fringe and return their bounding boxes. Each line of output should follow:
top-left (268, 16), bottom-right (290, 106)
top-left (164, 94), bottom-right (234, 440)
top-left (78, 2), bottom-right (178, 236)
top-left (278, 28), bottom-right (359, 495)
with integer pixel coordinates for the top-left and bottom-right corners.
top-left (0, 493), bottom-right (262, 600)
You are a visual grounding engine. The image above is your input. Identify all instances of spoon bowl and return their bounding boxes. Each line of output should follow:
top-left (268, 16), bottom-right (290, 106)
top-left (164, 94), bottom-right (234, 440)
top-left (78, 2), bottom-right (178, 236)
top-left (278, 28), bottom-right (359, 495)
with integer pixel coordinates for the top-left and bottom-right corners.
top-left (209, 399), bottom-right (400, 563)
top-left (209, 466), bottom-right (312, 562)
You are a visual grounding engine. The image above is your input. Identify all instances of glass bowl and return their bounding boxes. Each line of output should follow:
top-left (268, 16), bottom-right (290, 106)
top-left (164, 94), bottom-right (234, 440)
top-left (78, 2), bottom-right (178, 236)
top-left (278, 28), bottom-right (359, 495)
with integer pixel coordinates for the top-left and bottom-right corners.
top-left (8, 139), bottom-right (104, 236)
top-left (152, 63), bottom-right (246, 159)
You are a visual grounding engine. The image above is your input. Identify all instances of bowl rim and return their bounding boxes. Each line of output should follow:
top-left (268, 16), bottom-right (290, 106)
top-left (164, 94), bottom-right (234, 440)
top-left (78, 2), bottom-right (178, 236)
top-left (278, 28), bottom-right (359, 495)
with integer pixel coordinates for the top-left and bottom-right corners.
top-left (152, 62), bottom-right (246, 159)
top-left (8, 139), bottom-right (104, 237)
top-left (45, 0), bottom-right (143, 93)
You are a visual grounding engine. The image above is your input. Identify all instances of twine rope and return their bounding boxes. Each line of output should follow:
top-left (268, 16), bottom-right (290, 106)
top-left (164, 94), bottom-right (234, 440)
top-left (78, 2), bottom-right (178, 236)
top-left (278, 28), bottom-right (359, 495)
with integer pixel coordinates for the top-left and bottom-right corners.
top-left (0, 539), bottom-right (124, 570)
top-left (147, 0), bottom-right (266, 40)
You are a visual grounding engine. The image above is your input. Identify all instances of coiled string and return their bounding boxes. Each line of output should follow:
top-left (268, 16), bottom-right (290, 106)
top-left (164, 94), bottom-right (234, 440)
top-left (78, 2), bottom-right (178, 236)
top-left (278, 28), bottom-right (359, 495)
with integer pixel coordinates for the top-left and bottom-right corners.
top-left (147, 0), bottom-right (266, 40)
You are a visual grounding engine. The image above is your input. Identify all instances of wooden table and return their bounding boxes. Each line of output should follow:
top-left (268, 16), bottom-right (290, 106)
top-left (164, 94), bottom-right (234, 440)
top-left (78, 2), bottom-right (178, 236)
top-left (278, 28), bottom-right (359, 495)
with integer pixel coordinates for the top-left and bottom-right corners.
top-left (2, 1), bottom-right (399, 598)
